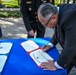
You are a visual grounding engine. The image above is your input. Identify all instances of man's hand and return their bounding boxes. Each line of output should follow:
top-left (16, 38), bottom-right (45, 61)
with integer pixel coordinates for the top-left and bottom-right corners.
top-left (28, 30), bottom-right (34, 36)
top-left (41, 60), bottom-right (57, 71)
top-left (42, 45), bottom-right (51, 52)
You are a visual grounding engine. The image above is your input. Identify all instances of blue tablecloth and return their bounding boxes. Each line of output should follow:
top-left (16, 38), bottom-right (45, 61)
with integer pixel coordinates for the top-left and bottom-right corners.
top-left (1, 38), bottom-right (67, 75)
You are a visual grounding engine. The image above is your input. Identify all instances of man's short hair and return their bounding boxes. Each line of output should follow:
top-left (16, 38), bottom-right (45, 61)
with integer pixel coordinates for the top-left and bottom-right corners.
top-left (38, 3), bottom-right (58, 20)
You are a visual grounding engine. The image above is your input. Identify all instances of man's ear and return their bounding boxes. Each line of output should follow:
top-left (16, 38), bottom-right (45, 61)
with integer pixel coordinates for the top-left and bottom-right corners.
top-left (51, 13), bottom-right (58, 22)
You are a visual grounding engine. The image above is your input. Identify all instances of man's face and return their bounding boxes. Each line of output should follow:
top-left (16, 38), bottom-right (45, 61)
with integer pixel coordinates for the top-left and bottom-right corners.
top-left (38, 12), bottom-right (58, 28)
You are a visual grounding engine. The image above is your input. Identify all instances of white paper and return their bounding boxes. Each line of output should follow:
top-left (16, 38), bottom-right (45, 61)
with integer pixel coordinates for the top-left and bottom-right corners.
top-left (30, 49), bottom-right (53, 66)
top-left (0, 42), bottom-right (13, 54)
top-left (21, 40), bottom-right (54, 67)
top-left (21, 40), bottom-right (39, 52)
top-left (0, 55), bottom-right (7, 72)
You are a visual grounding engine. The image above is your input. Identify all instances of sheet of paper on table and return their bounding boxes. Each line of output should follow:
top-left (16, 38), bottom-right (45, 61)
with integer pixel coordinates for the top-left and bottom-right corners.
top-left (21, 40), bottom-right (54, 67)
top-left (0, 42), bottom-right (13, 75)
top-left (0, 55), bottom-right (7, 73)
top-left (0, 42), bottom-right (13, 54)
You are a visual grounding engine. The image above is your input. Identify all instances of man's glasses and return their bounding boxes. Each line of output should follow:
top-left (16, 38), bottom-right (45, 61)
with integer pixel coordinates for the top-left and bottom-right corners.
top-left (44, 12), bottom-right (56, 27)
top-left (45, 16), bottom-right (52, 27)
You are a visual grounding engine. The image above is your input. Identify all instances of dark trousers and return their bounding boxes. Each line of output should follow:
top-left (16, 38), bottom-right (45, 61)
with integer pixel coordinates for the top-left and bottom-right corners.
top-left (0, 27), bottom-right (2, 37)
top-left (67, 56), bottom-right (76, 74)
top-left (27, 22), bottom-right (45, 38)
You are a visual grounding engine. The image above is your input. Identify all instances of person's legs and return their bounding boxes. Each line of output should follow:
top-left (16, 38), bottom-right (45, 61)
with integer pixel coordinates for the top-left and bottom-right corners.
top-left (27, 22), bottom-right (45, 38)
top-left (73, 0), bottom-right (76, 3)
top-left (27, 34), bottom-right (34, 38)
top-left (67, 56), bottom-right (76, 74)
top-left (67, 62), bottom-right (73, 74)
top-left (36, 28), bottom-right (45, 37)
top-left (36, 22), bottom-right (45, 38)
top-left (0, 27), bottom-right (2, 37)
top-left (67, 57), bottom-right (76, 74)
top-left (67, 0), bottom-right (70, 3)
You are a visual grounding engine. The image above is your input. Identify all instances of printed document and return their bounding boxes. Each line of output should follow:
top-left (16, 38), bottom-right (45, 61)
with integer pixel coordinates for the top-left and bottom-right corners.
top-left (0, 42), bottom-right (13, 54)
top-left (0, 42), bottom-right (13, 75)
top-left (21, 40), bottom-right (54, 67)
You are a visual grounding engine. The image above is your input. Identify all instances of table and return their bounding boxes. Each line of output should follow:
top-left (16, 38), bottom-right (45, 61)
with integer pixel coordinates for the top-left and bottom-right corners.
top-left (1, 38), bottom-right (67, 75)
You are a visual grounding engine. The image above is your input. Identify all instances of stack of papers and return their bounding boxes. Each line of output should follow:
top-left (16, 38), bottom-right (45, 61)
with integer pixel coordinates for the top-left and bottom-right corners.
top-left (21, 40), bottom-right (53, 67)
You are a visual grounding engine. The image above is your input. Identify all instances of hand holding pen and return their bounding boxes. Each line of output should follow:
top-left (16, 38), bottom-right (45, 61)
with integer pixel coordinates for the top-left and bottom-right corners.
top-left (41, 45), bottom-right (51, 52)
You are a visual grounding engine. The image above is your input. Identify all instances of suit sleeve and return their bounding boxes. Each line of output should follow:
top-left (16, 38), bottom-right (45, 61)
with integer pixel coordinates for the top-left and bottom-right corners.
top-left (57, 11), bottom-right (76, 68)
top-left (20, 0), bottom-right (32, 31)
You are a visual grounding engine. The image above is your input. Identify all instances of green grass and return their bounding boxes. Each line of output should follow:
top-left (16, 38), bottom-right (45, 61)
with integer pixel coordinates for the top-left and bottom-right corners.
top-left (0, 0), bottom-right (20, 17)
top-left (0, 11), bottom-right (21, 17)
top-left (2, 0), bottom-right (19, 8)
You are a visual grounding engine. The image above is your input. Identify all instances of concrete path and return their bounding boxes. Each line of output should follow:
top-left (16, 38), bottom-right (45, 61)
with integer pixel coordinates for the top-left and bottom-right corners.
top-left (0, 18), bottom-right (54, 39)
top-left (0, 18), bottom-right (76, 75)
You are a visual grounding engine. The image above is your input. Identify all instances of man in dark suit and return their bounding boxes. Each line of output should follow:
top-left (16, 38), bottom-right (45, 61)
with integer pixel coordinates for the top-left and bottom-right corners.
top-left (37, 3), bottom-right (76, 74)
top-left (20, 0), bottom-right (50, 38)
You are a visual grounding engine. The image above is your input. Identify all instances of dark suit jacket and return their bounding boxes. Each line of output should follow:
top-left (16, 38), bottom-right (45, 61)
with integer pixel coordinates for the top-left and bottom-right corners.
top-left (51, 4), bottom-right (76, 69)
top-left (20, 0), bottom-right (50, 31)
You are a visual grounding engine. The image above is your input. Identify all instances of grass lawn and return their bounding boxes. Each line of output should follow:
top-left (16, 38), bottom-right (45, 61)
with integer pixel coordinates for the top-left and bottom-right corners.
top-left (0, 10), bottom-right (21, 18)
top-left (0, 0), bottom-right (21, 17)
top-left (2, 0), bottom-right (19, 8)
top-left (2, 0), bottom-right (61, 8)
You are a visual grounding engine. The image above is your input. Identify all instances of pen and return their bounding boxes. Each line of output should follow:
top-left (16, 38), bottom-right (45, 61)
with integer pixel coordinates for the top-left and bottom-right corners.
top-left (42, 45), bottom-right (47, 51)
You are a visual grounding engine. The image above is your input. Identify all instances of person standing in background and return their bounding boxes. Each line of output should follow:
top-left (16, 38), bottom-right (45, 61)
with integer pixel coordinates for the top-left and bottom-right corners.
top-left (20, 0), bottom-right (51, 38)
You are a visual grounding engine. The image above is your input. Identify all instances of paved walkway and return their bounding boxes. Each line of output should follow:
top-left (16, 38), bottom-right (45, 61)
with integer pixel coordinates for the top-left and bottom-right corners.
top-left (0, 8), bottom-right (19, 11)
top-left (0, 18), bottom-right (54, 39)
top-left (0, 18), bottom-right (76, 75)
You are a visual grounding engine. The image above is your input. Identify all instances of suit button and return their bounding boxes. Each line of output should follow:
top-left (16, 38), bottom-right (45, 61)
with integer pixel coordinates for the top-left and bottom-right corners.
top-left (29, 8), bottom-right (32, 11)
top-left (35, 16), bottom-right (37, 18)
top-left (27, 1), bottom-right (31, 4)
top-left (35, 12), bottom-right (36, 14)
